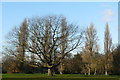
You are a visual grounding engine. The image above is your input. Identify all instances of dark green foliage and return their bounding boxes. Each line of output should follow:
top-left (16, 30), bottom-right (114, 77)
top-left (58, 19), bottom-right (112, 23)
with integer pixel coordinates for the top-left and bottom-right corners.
top-left (112, 45), bottom-right (120, 75)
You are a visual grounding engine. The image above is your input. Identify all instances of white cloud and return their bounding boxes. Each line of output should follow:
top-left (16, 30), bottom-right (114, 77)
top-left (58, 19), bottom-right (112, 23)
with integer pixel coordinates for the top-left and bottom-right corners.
top-left (100, 4), bottom-right (110, 7)
top-left (102, 9), bottom-right (114, 22)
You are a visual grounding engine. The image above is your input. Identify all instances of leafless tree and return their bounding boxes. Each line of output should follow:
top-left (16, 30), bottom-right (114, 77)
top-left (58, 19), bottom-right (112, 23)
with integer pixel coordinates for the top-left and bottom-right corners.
top-left (104, 23), bottom-right (112, 75)
top-left (27, 15), bottom-right (83, 76)
top-left (58, 17), bottom-right (68, 74)
top-left (3, 19), bottom-right (28, 73)
top-left (81, 24), bottom-right (98, 75)
top-left (17, 19), bottom-right (28, 72)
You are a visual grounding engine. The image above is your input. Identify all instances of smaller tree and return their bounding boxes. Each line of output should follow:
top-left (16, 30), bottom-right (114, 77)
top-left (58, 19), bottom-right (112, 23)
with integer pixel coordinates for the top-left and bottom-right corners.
top-left (72, 53), bottom-right (83, 74)
top-left (59, 17), bottom-right (68, 74)
top-left (17, 19), bottom-right (28, 72)
top-left (81, 24), bottom-right (98, 75)
top-left (2, 54), bottom-right (20, 73)
top-left (3, 19), bottom-right (29, 73)
top-left (112, 45), bottom-right (120, 75)
top-left (104, 23), bottom-right (112, 75)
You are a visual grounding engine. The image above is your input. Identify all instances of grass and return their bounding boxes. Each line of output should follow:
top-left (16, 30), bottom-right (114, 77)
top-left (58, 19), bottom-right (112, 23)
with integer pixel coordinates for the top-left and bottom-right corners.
top-left (1, 74), bottom-right (120, 80)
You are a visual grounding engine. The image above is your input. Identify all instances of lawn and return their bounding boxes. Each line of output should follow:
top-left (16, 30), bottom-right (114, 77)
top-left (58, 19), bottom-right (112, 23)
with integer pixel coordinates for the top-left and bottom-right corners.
top-left (1, 74), bottom-right (120, 80)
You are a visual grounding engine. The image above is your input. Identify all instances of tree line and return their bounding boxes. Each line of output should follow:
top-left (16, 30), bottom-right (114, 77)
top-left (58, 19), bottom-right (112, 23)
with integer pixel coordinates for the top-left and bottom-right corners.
top-left (2, 15), bottom-right (120, 76)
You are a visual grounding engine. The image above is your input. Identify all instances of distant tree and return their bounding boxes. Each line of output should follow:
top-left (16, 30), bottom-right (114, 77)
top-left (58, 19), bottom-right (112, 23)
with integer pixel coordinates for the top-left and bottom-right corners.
top-left (3, 19), bottom-right (28, 73)
top-left (3, 26), bottom-right (20, 73)
top-left (17, 19), bottom-right (28, 72)
top-left (59, 17), bottom-right (68, 74)
top-left (72, 53), bottom-right (83, 74)
top-left (112, 45), bottom-right (120, 75)
top-left (104, 23), bottom-right (112, 75)
top-left (2, 55), bottom-right (20, 73)
top-left (91, 54), bottom-right (105, 74)
top-left (81, 24), bottom-right (98, 75)
top-left (61, 53), bottom-right (73, 74)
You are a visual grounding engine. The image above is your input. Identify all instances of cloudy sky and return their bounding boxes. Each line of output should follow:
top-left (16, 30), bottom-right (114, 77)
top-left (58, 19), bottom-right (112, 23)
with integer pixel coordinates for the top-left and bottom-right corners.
top-left (1, 2), bottom-right (118, 53)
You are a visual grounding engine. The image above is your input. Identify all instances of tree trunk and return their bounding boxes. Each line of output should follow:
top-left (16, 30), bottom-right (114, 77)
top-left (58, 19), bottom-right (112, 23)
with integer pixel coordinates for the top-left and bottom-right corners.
top-left (94, 68), bottom-right (96, 75)
top-left (60, 71), bottom-right (63, 74)
top-left (59, 63), bottom-right (63, 74)
top-left (48, 68), bottom-right (53, 76)
top-left (88, 67), bottom-right (91, 75)
top-left (105, 65), bottom-right (108, 75)
top-left (105, 70), bottom-right (108, 75)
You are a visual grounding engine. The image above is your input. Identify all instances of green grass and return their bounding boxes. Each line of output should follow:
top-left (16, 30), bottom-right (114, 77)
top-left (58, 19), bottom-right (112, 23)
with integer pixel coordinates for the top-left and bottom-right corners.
top-left (1, 74), bottom-right (120, 80)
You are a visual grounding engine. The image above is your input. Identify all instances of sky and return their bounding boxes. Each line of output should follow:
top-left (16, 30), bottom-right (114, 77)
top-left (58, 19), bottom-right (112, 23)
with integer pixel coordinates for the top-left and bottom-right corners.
top-left (1, 2), bottom-right (118, 53)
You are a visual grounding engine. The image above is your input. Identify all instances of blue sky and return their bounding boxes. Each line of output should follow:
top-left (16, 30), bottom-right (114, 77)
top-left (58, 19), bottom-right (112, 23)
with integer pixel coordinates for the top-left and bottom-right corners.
top-left (2, 2), bottom-right (118, 53)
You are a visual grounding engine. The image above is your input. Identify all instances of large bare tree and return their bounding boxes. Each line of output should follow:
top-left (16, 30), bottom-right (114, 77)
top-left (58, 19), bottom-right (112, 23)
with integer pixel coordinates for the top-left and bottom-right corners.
top-left (26, 15), bottom-right (83, 76)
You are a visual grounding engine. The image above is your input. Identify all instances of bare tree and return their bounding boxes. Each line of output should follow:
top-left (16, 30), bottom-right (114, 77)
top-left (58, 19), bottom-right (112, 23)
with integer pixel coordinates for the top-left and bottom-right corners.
top-left (104, 23), bottom-right (112, 75)
top-left (81, 24), bottom-right (98, 75)
top-left (17, 19), bottom-right (28, 72)
top-left (3, 19), bottom-right (28, 73)
top-left (59, 17), bottom-right (68, 74)
top-left (27, 15), bottom-right (83, 76)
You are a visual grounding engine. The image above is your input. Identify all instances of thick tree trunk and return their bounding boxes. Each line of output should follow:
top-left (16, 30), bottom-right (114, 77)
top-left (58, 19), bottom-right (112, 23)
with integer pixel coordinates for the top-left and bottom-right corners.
top-left (48, 68), bottom-right (53, 76)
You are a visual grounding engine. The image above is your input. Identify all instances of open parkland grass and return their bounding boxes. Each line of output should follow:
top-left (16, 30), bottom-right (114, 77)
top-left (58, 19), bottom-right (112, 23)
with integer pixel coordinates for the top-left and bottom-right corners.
top-left (1, 74), bottom-right (120, 80)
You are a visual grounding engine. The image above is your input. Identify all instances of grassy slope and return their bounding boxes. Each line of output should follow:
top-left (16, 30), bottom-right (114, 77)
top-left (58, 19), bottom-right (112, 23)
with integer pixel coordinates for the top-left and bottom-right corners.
top-left (2, 74), bottom-right (120, 80)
